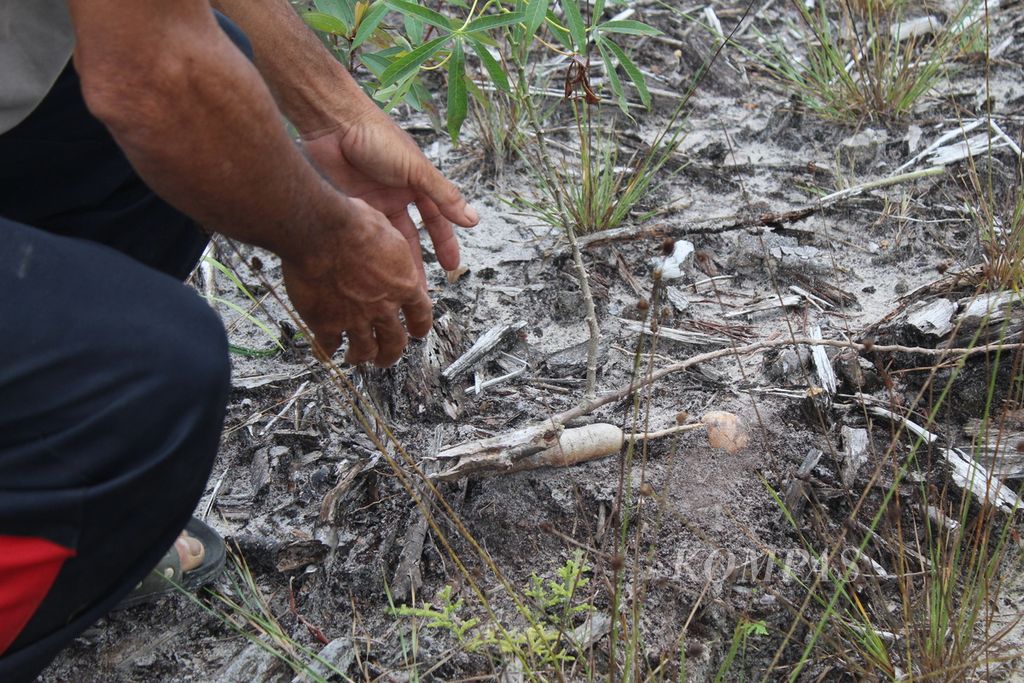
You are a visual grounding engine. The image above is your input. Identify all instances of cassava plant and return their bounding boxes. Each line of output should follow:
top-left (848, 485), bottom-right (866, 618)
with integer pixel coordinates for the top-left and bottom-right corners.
top-left (302, 0), bottom-right (659, 144)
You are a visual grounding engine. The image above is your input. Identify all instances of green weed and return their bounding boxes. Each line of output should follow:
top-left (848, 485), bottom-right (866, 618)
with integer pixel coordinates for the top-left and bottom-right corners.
top-left (749, 0), bottom-right (977, 122)
top-left (391, 552), bottom-right (596, 675)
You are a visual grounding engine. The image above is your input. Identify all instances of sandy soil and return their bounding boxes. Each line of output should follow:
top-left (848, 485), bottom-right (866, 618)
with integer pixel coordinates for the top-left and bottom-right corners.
top-left (41, 1), bottom-right (1024, 680)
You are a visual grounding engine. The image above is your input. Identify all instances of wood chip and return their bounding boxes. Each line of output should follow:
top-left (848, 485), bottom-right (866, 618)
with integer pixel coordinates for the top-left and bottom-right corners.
top-left (442, 321), bottom-right (527, 381)
top-left (870, 406), bottom-right (1022, 513)
top-left (783, 448), bottom-right (823, 520)
top-left (839, 426), bottom-right (870, 488)
top-left (809, 325), bottom-right (838, 396)
top-left (905, 298), bottom-right (956, 337)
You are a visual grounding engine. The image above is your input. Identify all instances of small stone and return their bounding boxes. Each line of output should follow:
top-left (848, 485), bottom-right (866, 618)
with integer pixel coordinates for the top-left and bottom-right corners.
top-left (837, 128), bottom-right (888, 171)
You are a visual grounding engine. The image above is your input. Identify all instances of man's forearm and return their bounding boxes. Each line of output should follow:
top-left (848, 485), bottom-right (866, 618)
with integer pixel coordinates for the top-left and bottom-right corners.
top-left (68, 0), bottom-right (347, 269)
top-left (212, 0), bottom-right (374, 136)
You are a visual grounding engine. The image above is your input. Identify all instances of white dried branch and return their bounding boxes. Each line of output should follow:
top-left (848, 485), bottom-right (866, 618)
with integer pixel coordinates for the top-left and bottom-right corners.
top-left (619, 319), bottom-right (731, 346)
top-left (809, 325), bottom-right (837, 396)
top-left (869, 406), bottom-right (1022, 514)
top-left (443, 321), bottom-right (526, 381)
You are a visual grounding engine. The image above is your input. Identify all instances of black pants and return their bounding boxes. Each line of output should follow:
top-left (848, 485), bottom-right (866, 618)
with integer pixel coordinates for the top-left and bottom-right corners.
top-left (0, 15), bottom-right (251, 682)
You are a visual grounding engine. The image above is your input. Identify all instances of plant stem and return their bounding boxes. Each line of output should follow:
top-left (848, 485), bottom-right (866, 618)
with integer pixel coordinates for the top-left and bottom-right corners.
top-left (516, 63), bottom-right (601, 400)
top-left (567, 220), bottom-right (600, 399)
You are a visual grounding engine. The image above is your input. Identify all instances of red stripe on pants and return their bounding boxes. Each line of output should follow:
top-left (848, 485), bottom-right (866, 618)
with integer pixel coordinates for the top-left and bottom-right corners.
top-left (0, 536), bottom-right (75, 656)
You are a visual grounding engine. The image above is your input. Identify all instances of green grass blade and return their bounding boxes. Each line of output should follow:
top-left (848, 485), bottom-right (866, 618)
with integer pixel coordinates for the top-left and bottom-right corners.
top-left (207, 296), bottom-right (285, 352)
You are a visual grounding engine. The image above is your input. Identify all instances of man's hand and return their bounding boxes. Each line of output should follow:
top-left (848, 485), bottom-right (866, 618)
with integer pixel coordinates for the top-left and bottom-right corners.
top-left (69, 0), bottom-right (433, 367)
top-left (283, 196), bottom-right (432, 365)
top-left (210, 0), bottom-right (479, 288)
top-left (303, 108), bottom-right (479, 288)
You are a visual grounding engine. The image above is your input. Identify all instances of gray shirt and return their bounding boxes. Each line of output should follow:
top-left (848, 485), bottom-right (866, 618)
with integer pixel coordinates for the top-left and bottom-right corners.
top-left (0, 1), bottom-right (75, 134)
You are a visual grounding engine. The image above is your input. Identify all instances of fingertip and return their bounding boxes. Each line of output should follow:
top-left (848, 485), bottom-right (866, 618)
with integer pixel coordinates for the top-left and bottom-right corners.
top-left (403, 294), bottom-right (434, 339)
top-left (344, 328), bottom-right (378, 365)
top-left (430, 177), bottom-right (477, 227)
top-left (311, 332), bottom-right (343, 361)
top-left (374, 349), bottom-right (403, 368)
top-left (447, 201), bottom-right (478, 228)
top-left (433, 234), bottom-right (460, 272)
top-left (372, 318), bottom-right (408, 367)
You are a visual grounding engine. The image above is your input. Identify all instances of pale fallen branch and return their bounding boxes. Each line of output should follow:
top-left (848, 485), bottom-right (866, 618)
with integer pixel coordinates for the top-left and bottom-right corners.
top-left (894, 120), bottom-right (987, 174)
top-left (431, 421), bottom-right (707, 481)
top-left (466, 353), bottom-right (528, 396)
top-left (869, 406), bottom-right (1022, 514)
top-left (724, 294), bottom-right (802, 319)
top-left (572, 166), bottom-right (945, 248)
top-left (619, 319), bottom-right (731, 346)
top-left (576, 223), bottom-right (671, 250)
top-left (790, 285), bottom-right (833, 311)
top-left (816, 166), bottom-right (946, 205)
top-left (443, 321), bottom-right (526, 382)
top-left (964, 414), bottom-right (1024, 480)
top-left (555, 337), bottom-right (1024, 425)
top-left (428, 337), bottom-right (1024, 481)
top-left (809, 325), bottom-right (837, 396)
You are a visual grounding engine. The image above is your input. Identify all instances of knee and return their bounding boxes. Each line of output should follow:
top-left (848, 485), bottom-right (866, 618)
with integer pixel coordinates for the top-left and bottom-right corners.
top-left (160, 291), bottom-right (231, 426)
top-left (126, 289), bottom-right (230, 486)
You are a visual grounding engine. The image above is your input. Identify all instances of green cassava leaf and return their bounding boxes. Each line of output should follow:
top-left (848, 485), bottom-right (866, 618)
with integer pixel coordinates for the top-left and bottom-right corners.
top-left (352, 1), bottom-right (390, 48)
top-left (378, 72), bottom-right (417, 110)
top-left (523, 0), bottom-right (550, 42)
top-left (561, 0), bottom-right (587, 52)
top-left (596, 37), bottom-right (628, 115)
top-left (314, 0), bottom-right (354, 25)
top-left (302, 11), bottom-right (349, 35)
top-left (464, 11), bottom-right (526, 34)
top-left (603, 37), bottom-right (650, 108)
top-left (545, 8), bottom-right (573, 51)
top-left (404, 13), bottom-right (425, 43)
top-left (359, 50), bottom-right (394, 77)
top-left (385, 0), bottom-right (453, 31)
top-left (596, 19), bottom-right (662, 36)
top-left (447, 40), bottom-right (468, 142)
top-left (379, 34), bottom-right (451, 86)
top-left (468, 37), bottom-right (511, 92)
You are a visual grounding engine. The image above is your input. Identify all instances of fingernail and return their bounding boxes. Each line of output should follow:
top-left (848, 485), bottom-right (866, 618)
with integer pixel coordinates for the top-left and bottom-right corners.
top-left (465, 205), bottom-right (479, 224)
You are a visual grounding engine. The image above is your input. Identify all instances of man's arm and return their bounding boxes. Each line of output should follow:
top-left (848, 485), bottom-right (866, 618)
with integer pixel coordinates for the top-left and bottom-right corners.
top-left (68, 0), bottom-right (429, 365)
top-left (210, 0), bottom-right (370, 137)
top-left (211, 0), bottom-right (478, 283)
